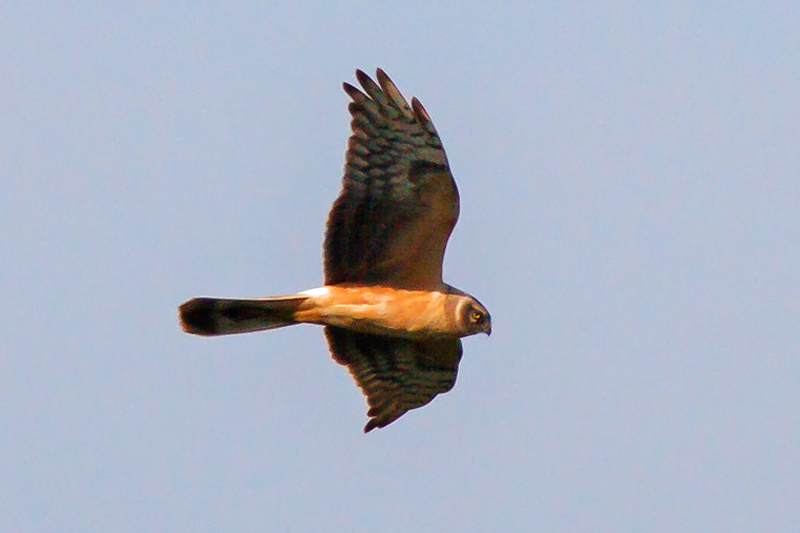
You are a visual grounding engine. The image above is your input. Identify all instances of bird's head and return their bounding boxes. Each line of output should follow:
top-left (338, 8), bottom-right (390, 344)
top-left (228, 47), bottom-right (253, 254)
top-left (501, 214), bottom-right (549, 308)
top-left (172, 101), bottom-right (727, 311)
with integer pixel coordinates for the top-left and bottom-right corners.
top-left (459, 297), bottom-right (492, 337)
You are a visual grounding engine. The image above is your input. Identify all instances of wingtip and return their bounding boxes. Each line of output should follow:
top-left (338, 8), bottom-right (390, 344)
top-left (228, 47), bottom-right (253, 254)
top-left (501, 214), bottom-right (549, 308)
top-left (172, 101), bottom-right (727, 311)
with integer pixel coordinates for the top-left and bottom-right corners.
top-left (375, 67), bottom-right (391, 85)
top-left (355, 68), bottom-right (372, 87)
top-left (342, 81), bottom-right (362, 99)
top-left (364, 418), bottom-right (381, 433)
top-left (411, 97), bottom-right (431, 122)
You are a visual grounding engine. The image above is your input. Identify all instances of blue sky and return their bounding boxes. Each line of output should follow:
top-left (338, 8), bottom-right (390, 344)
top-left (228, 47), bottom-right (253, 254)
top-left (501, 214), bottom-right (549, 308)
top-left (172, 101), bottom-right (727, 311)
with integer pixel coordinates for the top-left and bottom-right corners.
top-left (2, 2), bottom-right (799, 531)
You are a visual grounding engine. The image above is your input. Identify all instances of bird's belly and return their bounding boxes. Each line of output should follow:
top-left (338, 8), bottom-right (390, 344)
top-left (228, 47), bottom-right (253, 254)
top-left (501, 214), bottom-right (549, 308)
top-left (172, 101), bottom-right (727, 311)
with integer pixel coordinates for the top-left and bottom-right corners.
top-left (296, 285), bottom-right (454, 339)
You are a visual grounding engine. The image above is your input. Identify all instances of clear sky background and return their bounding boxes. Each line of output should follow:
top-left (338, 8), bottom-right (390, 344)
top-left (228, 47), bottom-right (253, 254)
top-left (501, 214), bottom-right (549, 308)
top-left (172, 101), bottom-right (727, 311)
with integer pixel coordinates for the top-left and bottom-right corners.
top-left (2, 2), bottom-right (799, 531)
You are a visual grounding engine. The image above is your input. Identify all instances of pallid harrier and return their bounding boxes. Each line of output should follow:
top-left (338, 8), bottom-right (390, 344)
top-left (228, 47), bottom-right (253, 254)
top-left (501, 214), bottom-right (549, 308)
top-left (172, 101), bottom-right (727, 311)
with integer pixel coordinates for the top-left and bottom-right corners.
top-left (179, 69), bottom-right (491, 432)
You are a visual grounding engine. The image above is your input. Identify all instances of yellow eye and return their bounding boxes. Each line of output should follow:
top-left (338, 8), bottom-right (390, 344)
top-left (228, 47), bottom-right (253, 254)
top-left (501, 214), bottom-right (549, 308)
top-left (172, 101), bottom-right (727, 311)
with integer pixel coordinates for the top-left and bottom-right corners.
top-left (469, 310), bottom-right (484, 323)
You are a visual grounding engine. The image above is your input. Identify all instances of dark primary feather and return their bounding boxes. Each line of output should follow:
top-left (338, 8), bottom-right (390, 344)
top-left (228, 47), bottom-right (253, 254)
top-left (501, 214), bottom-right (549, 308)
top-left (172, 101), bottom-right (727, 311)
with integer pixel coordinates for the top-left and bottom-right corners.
top-left (324, 326), bottom-right (463, 432)
top-left (324, 69), bottom-right (460, 289)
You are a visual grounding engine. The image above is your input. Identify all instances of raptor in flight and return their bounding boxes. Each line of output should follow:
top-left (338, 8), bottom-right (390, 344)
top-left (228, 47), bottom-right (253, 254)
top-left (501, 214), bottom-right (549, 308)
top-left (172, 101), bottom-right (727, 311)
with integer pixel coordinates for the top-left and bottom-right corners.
top-left (179, 69), bottom-right (491, 432)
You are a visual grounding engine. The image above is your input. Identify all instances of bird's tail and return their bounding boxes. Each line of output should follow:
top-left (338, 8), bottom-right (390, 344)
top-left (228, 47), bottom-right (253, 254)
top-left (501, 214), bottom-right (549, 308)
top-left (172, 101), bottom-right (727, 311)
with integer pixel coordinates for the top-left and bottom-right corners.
top-left (179, 295), bottom-right (310, 336)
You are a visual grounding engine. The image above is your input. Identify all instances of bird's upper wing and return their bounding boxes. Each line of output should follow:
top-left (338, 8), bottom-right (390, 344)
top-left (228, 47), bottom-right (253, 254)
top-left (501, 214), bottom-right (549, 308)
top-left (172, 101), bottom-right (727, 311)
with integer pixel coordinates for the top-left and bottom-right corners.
top-left (324, 326), bottom-right (462, 432)
top-left (324, 69), bottom-right (459, 290)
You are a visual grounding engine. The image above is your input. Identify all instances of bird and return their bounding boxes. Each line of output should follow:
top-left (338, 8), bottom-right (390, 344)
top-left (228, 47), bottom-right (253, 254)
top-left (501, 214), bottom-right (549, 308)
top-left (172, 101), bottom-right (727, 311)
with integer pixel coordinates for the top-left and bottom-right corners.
top-left (179, 69), bottom-right (491, 432)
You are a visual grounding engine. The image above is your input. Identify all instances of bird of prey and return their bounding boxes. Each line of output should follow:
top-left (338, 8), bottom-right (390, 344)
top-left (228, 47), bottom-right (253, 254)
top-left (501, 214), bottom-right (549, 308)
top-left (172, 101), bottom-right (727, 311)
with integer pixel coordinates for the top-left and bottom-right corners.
top-left (179, 69), bottom-right (491, 432)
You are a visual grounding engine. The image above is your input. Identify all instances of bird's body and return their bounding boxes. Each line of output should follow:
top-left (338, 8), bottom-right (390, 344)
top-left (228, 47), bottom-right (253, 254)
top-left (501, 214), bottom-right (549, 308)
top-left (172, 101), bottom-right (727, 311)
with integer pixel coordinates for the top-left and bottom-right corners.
top-left (182, 284), bottom-right (483, 340)
top-left (179, 69), bottom-right (491, 432)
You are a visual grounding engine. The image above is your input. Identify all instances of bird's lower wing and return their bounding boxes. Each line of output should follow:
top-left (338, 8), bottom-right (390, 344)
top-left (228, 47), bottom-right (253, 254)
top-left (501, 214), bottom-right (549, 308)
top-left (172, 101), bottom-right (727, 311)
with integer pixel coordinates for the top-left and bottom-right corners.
top-left (324, 326), bottom-right (463, 432)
